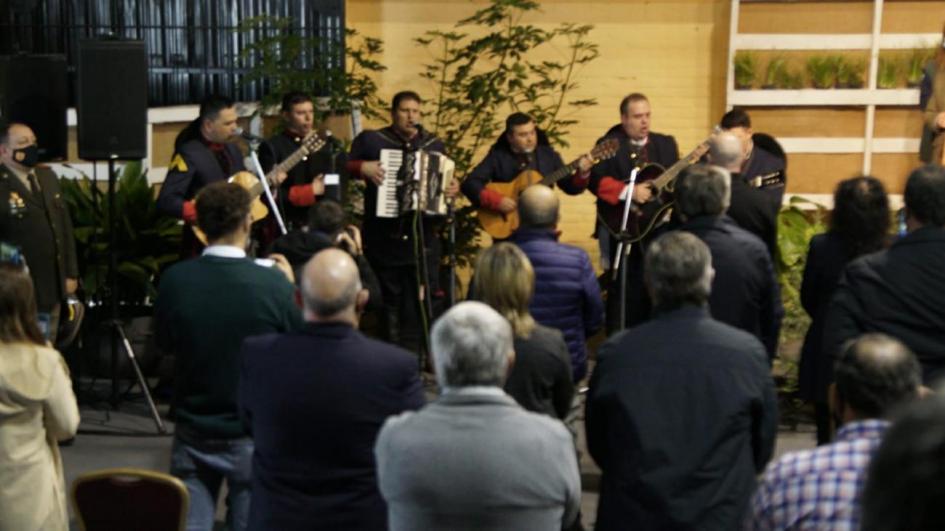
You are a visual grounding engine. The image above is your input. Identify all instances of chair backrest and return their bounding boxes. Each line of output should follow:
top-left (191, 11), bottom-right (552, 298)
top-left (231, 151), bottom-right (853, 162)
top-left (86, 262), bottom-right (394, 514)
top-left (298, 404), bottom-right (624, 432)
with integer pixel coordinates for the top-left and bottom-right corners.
top-left (71, 467), bottom-right (189, 531)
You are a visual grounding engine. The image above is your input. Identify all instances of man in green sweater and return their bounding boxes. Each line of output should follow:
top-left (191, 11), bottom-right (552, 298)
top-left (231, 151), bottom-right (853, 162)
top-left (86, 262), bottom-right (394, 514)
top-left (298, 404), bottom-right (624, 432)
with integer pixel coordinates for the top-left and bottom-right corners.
top-left (155, 181), bottom-right (301, 531)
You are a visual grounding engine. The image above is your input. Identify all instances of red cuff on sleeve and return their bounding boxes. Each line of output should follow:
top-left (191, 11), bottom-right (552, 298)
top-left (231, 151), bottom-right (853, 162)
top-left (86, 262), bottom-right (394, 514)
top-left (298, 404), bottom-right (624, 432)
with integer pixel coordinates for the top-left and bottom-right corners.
top-left (479, 188), bottom-right (505, 211)
top-left (597, 177), bottom-right (626, 206)
top-left (346, 160), bottom-right (364, 178)
top-left (182, 200), bottom-right (198, 224)
top-left (288, 184), bottom-right (316, 207)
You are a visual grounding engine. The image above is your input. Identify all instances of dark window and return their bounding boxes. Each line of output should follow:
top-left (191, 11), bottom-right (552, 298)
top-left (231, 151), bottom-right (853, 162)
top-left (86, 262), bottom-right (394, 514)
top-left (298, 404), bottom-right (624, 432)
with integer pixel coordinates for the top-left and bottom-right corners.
top-left (0, 0), bottom-right (345, 106)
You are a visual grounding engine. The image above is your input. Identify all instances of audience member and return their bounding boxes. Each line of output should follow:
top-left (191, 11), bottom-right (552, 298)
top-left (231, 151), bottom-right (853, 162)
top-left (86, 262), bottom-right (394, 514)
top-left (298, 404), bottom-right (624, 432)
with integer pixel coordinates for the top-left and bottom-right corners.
top-left (239, 248), bottom-right (423, 530)
top-left (825, 164), bottom-right (945, 384)
top-left (861, 393), bottom-right (945, 531)
top-left (270, 199), bottom-right (382, 312)
top-left (708, 131), bottom-right (780, 259)
top-left (586, 231), bottom-right (777, 531)
top-left (509, 184), bottom-right (604, 381)
top-left (0, 261), bottom-right (79, 531)
top-left (375, 301), bottom-right (581, 531)
top-left (799, 176), bottom-right (890, 444)
top-left (675, 164), bottom-right (782, 358)
top-left (719, 108), bottom-right (787, 204)
top-left (473, 243), bottom-right (573, 419)
top-left (747, 334), bottom-right (921, 530)
top-left (154, 182), bottom-right (301, 531)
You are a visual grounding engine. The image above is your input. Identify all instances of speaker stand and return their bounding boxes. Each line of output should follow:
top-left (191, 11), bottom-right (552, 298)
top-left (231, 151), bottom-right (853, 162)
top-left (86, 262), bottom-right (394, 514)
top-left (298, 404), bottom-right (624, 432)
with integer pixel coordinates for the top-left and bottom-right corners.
top-left (103, 157), bottom-right (166, 434)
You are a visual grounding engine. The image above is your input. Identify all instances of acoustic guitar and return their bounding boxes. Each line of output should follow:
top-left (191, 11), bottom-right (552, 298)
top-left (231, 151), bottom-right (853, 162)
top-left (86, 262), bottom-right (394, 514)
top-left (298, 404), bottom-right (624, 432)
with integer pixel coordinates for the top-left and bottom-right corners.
top-left (193, 131), bottom-right (325, 244)
top-left (601, 129), bottom-right (717, 244)
top-left (477, 138), bottom-right (620, 239)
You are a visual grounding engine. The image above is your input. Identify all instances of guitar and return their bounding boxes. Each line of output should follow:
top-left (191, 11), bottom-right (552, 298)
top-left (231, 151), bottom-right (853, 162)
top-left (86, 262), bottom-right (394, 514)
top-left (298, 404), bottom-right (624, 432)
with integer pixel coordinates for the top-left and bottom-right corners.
top-left (193, 130), bottom-right (325, 244)
top-left (603, 129), bottom-right (717, 244)
top-left (477, 138), bottom-right (620, 239)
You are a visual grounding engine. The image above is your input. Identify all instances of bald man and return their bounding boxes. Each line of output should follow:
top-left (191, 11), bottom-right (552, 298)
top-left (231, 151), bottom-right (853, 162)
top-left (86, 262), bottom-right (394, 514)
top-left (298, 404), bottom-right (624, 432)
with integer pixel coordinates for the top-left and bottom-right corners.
top-left (709, 132), bottom-right (780, 260)
top-left (238, 248), bottom-right (425, 531)
top-left (508, 185), bottom-right (603, 382)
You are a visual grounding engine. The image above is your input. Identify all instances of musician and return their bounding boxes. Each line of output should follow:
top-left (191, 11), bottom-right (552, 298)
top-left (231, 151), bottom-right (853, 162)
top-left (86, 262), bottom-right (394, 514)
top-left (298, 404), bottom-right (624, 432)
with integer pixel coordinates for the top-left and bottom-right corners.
top-left (260, 91), bottom-right (347, 231)
top-left (347, 90), bottom-right (459, 354)
top-left (158, 95), bottom-right (286, 255)
top-left (719, 108), bottom-right (786, 205)
top-left (589, 93), bottom-right (679, 330)
top-left (461, 112), bottom-right (592, 217)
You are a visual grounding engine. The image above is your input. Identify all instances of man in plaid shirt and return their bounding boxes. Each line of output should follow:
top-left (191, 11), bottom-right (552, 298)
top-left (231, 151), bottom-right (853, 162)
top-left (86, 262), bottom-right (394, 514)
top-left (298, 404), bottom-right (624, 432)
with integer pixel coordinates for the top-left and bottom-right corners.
top-left (746, 334), bottom-right (921, 530)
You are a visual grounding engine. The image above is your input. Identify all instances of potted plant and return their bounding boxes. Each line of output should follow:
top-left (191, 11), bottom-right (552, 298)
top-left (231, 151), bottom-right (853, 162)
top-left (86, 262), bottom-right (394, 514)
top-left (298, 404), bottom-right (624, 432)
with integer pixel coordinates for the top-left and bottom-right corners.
top-left (877, 56), bottom-right (899, 89)
top-left (907, 48), bottom-right (934, 87)
top-left (836, 57), bottom-right (866, 88)
top-left (734, 51), bottom-right (757, 89)
top-left (59, 161), bottom-right (182, 378)
top-left (807, 55), bottom-right (839, 89)
top-left (763, 56), bottom-right (787, 89)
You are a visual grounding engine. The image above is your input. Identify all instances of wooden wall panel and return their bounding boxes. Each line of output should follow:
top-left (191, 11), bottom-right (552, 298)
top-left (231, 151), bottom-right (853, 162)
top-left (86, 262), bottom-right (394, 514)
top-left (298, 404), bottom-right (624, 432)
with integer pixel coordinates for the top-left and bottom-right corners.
top-left (786, 153), bottom-right (864, 193)
top-left (882, 1), bottom-right (945, 33)
top-left (871, 153), bottom-right (922, 192)
top-left (738, 2), bottom-right (874, 34)
top-left (874, 107), bottom-right (925, 137)
top-left (748, 107), bottom-right (866, 137)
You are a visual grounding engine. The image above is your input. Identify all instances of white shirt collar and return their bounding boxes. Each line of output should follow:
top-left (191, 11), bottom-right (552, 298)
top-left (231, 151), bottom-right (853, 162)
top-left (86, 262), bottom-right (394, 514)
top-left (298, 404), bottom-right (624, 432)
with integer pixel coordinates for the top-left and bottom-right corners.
top-left (202, 245), bottom-right (247, 259)
top-left (630, 136), bottom-right (648, 147)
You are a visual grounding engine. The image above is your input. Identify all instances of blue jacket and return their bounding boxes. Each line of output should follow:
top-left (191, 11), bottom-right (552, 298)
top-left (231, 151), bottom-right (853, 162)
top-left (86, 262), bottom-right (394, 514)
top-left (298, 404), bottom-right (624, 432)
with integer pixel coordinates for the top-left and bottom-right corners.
top-left (509, 228), bottom-right (604, 381)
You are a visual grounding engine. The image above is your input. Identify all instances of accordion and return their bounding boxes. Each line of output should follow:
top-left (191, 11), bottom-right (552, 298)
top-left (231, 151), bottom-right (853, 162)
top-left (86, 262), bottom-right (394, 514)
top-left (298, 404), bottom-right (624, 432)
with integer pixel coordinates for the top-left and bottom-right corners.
top-left (376, 149), bottom-right (454, 218)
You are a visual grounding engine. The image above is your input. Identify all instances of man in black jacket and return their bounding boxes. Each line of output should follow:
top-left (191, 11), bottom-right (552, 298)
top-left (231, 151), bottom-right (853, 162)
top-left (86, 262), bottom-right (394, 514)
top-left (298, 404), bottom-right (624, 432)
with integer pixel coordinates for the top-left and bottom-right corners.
top-left (709, 131), bottom-right (781, 261)
top-left (675, 164), bottom-right (782, 358)
top-left (347, 90), bottom-right (458, 354)
top-left (720, 108), bottom-right (786, 205)
top-left (589, 93), bottom-right (680, 330)
top-left (0, 122), bottom-right (78, 342)
top-left (586, 230), bottom-right (777, 531)
top-left (825, 165), bottom-right (945, 384)
top-left (259, 91), bottom-right (347, 231)
top-left (461, 112), bottom-right (591, 217)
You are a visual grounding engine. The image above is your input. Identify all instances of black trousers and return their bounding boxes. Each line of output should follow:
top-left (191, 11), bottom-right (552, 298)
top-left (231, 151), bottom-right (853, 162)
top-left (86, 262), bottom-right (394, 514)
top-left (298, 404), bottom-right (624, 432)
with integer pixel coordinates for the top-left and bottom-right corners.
top-left (368, 256), bottom-right (440, 361)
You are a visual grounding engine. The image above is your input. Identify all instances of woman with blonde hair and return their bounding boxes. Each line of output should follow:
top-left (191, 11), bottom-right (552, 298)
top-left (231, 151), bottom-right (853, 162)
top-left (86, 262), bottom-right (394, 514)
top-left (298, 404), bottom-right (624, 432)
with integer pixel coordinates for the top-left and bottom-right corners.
top-left (0, 259), bottom-right (80, 531)
top-left (472, 243), bottom-right (573, 419)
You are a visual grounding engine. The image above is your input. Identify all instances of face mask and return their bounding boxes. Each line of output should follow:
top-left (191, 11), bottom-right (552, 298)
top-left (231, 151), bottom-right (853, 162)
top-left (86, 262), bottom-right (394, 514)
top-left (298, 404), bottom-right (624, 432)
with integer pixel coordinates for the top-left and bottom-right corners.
top-left (12, 144), bottom-right (38, 168)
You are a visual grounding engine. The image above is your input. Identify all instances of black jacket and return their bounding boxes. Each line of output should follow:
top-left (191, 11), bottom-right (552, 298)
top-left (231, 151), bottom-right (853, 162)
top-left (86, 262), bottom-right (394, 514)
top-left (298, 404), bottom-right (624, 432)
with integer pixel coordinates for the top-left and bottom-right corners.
top-left (260, 131), bottom-right (348, 230)
top-left (239, 322), bottom-right (425, 531)
top-left (824, 226), bottom-right (945, 384)
top-left (741, 146), bottom-right (786, 205)
top-left (682, 215), bottom-right (783, 358)
top-left (589, 125), bottom-right (679, 227)
top-left (461, 142), bottom-right (582, 207)
top-left (348, 126), bottom-right (445, 266)
top-left (586, 305), bottom-right (778, 531)
top-left (0, 164), bottom-right (78, 311)
top-left (728, 173), bottom-right (781, 260)
top-left (798, 232), bottom-right (859, 402)
top-left (156, 138), bottom-right (245, 219)
top-left (503, 324), bottom-right (574, 420)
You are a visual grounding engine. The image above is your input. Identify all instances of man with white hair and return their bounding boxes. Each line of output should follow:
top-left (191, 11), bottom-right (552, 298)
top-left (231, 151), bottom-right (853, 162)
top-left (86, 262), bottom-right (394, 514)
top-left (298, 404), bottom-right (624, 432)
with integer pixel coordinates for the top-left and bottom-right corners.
top-left (708, 131), bottom-right (781, 260)
top-left (374, 301), bottom-right (581, 531)
top-left (586, 231), bottom-right (778, 530)
top-left (239, 248), bottom-right (424, 531)
top-left (674, 164), bottom-right (782, 359)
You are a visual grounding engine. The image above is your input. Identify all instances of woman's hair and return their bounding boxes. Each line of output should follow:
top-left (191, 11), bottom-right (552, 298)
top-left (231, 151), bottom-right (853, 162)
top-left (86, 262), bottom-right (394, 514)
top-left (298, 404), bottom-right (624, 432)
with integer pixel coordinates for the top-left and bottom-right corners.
top-left (0, 263), bottom-right (45, 345)
top-left (830, 176), bottom-right (890, 257)
top-left (472, 243), bottom-right (536, 338)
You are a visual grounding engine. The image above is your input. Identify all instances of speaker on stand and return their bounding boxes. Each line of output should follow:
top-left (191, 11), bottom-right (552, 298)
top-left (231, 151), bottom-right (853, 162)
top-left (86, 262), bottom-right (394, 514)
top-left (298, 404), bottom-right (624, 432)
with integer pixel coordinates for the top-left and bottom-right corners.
top-left (76, 38), bottom-right (165, 434)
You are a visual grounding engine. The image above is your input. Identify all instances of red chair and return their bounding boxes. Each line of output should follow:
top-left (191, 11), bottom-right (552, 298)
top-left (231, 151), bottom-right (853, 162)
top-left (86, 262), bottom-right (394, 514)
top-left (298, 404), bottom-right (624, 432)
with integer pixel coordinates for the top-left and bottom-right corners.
top-left (71, 468), bottom-right (189, 531)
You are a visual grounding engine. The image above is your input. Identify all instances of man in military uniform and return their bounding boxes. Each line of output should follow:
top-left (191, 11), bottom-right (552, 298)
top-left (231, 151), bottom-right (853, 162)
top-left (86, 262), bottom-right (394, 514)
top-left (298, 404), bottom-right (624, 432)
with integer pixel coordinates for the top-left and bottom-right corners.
top-left (347, 90), bottom-right (459, 355)
top-left (259, 91), bottom-right (347, 231)
top-left (158, 95), bottom-right (286, 255)
top-left (0, 122), bottom-right (78, 342)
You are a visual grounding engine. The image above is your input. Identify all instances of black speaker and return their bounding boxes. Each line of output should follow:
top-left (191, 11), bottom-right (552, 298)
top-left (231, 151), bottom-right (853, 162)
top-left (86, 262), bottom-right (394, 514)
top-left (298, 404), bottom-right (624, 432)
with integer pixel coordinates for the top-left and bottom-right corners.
top-left (0, 54), bottom-right (68, 161)
top-left (77, 39), bottom-right (148, 160)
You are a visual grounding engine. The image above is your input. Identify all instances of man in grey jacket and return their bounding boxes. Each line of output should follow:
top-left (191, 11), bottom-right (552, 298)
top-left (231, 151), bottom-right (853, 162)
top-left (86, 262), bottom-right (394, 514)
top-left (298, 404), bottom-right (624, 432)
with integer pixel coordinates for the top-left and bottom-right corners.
top-left (374, 301), bottom-right (581, 531)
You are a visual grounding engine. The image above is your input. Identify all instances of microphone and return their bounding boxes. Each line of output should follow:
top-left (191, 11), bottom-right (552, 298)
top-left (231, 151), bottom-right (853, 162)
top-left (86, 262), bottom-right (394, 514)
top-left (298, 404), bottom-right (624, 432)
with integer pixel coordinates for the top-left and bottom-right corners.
top-left (234, 127), bottom-right (264, 142)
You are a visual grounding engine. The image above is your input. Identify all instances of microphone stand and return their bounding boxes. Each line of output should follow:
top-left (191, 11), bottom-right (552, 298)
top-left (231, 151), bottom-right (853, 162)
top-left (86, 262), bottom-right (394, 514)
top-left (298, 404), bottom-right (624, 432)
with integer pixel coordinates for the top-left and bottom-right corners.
top-left (613, 167), bottom-right (640, 333)
top-left (245, 139), bottom-right (287, 237)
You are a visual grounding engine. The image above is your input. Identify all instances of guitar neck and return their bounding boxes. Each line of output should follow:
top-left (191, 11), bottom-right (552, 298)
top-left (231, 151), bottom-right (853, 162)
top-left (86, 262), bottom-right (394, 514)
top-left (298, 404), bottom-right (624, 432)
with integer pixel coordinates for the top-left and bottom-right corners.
top-left (540, 159), bottom-right (581, 186)
top-left (649, 141), bottom-right (709, 192)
